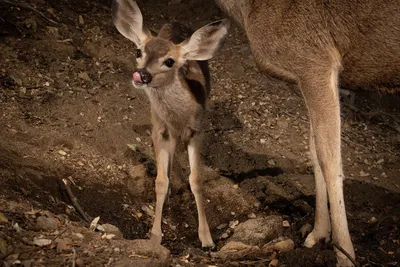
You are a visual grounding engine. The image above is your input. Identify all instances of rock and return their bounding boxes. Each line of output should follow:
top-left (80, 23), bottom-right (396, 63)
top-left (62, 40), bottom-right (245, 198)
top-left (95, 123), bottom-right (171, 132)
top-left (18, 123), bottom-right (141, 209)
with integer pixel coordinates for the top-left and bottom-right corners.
top-left (273, 239), bottom-right (294, 252)
top-left (227, 216), bottom-right (283, 246)
top-left (113, 239), bottom-right (170, 267)
top-left (247, 213), bottom-right (257, 219)
top-left (282, 220), bottom-right (290, 227)
top-left (213, 241), bottom-right (260, 260)
top-left (220, 241), bottom-right (254, 253)
top-left (269, 259), bottom-right (279, 267)
top-left (36, 216), bottom-right (58, 231)
top-left (75, 258), bottom-right (84, 266)
top-left (101, 224), bottom-right (123, 239)
top-left (78, 15), bottom-right (84, 25)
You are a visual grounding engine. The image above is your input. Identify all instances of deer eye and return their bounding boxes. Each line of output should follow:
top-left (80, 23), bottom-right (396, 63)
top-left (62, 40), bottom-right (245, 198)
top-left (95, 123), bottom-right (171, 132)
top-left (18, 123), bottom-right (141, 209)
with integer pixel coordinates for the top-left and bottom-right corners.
top-left (136, 49), bottom-right (142, 58)
top-left (164, 58), bottom-right (175, 68)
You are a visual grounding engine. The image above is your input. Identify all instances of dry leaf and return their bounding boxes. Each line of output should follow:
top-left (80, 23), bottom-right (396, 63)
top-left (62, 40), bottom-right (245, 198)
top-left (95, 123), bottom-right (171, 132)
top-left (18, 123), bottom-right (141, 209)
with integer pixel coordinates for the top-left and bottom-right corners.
top-left (0, 239), bottom-right (7, 255)
top-left (33, 238), bottom-right (52, 247)
top-left (90, 216), bottom-right (100, 231)
top-left (0, 212), bottom-right (8, 224)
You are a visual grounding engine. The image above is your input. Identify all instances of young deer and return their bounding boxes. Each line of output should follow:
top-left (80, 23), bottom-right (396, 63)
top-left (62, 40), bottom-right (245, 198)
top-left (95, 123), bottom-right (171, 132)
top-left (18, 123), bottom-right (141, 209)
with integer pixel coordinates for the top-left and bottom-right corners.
top-left (111, 0), bottom-right (229, 247)
top-left (215, 0), bottom-right (399, 266)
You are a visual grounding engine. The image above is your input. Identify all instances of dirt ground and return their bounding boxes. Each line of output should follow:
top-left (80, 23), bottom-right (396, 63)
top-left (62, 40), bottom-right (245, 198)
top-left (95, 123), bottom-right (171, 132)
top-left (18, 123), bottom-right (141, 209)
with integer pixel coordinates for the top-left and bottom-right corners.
top-left (0, 0), bottom-right (399, 266)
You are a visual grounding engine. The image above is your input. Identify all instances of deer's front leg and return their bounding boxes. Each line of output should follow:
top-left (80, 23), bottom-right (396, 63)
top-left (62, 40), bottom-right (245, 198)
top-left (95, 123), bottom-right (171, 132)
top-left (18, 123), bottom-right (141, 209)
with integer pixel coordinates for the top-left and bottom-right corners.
top-left (150, 128), bottom-right (176, 244)
top-left (187, 135), bottom-right (214, 248)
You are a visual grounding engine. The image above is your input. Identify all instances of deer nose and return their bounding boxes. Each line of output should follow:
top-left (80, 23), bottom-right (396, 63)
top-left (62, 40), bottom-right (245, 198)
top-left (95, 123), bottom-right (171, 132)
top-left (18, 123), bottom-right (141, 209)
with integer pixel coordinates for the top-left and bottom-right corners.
top-left (133, 69), bottom-right (152, 84)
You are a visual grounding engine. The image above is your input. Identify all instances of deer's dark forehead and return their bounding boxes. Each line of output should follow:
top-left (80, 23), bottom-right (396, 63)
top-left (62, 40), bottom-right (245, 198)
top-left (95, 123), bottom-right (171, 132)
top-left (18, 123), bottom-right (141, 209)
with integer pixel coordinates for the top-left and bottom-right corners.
top-left (145, 38), bottom-right (172, 59)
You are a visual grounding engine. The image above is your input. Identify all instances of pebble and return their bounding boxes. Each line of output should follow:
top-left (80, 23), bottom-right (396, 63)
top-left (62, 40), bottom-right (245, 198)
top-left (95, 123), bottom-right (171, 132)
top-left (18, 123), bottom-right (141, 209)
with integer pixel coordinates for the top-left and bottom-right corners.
top-left (269, 259), bottom-right (279, 267)
top-left (58, 150), bottom-right (67, 156)
top-left (216, 223), bottom-right (227, 230)
top-left (75, 258), bottom-right (84, 266)
top-left (273, 238), bottom-right (294, 252)
top-left (282, 220), bottom-right (290, 227)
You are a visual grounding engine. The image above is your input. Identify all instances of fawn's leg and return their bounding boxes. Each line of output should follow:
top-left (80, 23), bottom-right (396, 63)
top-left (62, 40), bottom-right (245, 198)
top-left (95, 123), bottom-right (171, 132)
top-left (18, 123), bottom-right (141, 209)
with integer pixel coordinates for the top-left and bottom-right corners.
top-left (301, 63), bottom-right (355, 266)
top-left (150, 128), bottom-right (176, 244)
top-left (187, 135), bottom-right (214, 248)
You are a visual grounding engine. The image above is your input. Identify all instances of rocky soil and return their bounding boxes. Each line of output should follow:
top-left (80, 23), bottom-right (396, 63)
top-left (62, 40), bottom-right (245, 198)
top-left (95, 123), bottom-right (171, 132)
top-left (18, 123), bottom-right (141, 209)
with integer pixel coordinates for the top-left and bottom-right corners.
top-left (0, 0), bottom-right (399, 266)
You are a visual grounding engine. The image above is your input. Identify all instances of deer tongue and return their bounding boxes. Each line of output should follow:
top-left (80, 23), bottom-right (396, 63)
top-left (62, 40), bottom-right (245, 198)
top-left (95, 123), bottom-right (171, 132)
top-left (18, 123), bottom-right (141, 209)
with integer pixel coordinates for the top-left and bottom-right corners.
top-left (133, 72), bottom-right (142, 83)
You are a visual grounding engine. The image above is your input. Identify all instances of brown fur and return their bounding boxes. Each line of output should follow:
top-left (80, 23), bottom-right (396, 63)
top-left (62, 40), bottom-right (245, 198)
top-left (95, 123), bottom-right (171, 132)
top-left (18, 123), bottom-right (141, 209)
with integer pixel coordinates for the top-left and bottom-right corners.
top-left (112, 0), bottom-right (229, 248)
top-left (216, 0), bottom-right (399, 266)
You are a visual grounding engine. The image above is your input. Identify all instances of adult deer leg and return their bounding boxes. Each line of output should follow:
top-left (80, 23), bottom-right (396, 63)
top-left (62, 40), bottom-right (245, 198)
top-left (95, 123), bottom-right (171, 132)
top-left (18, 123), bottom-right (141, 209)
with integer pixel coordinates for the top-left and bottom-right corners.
top-left (301, 65), bottom-right (355, 267)
top-left (304, 124), bottom-right (332, 247)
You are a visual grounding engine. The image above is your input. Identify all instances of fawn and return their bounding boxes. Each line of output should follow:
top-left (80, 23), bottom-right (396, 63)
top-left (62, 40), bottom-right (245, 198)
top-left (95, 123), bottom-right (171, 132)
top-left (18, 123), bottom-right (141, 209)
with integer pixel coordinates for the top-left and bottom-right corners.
top-left (111, 0), bottom-right (229, 247)
top-left (215, 0), bottom-right (400, 266)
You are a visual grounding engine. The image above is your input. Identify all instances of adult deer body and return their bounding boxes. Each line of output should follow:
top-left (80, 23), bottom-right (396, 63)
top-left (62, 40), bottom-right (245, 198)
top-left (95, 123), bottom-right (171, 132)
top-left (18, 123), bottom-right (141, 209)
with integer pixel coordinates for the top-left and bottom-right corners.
top-left (112, 0), bottom-right (229, 248)
top-left (216, 0), bottom-right (400, 266)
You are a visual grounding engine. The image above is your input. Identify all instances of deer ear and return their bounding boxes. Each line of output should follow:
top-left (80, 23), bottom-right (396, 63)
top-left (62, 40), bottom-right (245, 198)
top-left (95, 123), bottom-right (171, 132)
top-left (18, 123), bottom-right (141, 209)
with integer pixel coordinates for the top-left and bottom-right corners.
top-left (112, 0), bottom-right (150, 47)
top-left (180, 19), bottom-right (230, 61)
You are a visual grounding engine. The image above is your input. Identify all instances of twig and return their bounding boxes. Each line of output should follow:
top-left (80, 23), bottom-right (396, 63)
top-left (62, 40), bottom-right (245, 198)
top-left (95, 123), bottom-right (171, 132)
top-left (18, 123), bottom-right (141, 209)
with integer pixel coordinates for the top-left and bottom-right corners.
top-left (60, 178), bottom-right (91, 223)
top-left (72, 247), bottom-right (76, 267)
top-left (52, 228), bottom-right (69, 241)
top-left (0, 0), bottom-right (59, 25)
top-left (332, 242), bottom-right (360, 267)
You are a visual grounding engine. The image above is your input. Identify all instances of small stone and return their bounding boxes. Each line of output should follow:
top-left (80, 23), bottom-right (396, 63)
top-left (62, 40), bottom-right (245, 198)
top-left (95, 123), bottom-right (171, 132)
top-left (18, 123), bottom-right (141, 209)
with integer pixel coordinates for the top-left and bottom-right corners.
top-left (273, 239), bottom-right (294, 252)
top-left (368, 217), bottom-right (377, 223)
top-left (58, 150), bottom-right (67, 156)
top-left (216, 223), bottom-right (227, 230)
top-left (268, 159), bottom-right (276, 166)
top-left (78, 15), bottom-right (84, 25)
top-left (229, 220), bottom-right (239, 229)
top-left (247, 213), bottom-right (257, 219)
top-left (36, 216), bottom-right (58, 231)
top-left (220, 241), bottom-right (253, 253)
top-left (227, 216), bottom-right (283, 246)
top-left (221, 233), bottom-right (229, 239)
top-left (359, 170), bottom-right (370, 177)
top-left (260, 139), bottom-right (266, 144)
top-left (269, 259), bottom-right (279, 267)
top-left (74, 233), bottom-right (84, 239)
top-left (75, 258), bottom-right (84, 266)
top-left (282, 220), bottom-right (290, 227)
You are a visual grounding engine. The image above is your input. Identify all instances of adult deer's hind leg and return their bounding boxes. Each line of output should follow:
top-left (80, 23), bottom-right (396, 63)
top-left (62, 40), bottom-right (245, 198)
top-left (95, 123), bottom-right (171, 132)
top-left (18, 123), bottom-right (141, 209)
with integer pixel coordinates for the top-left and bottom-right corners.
top-left (304, 124), bottom-right (332, 247)
top-left (150, 126), bottom-right (176, 244)
top-left (301, 62), bottom-right (355, 267)
top-left (187, 134), bottom-right (214, 248)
